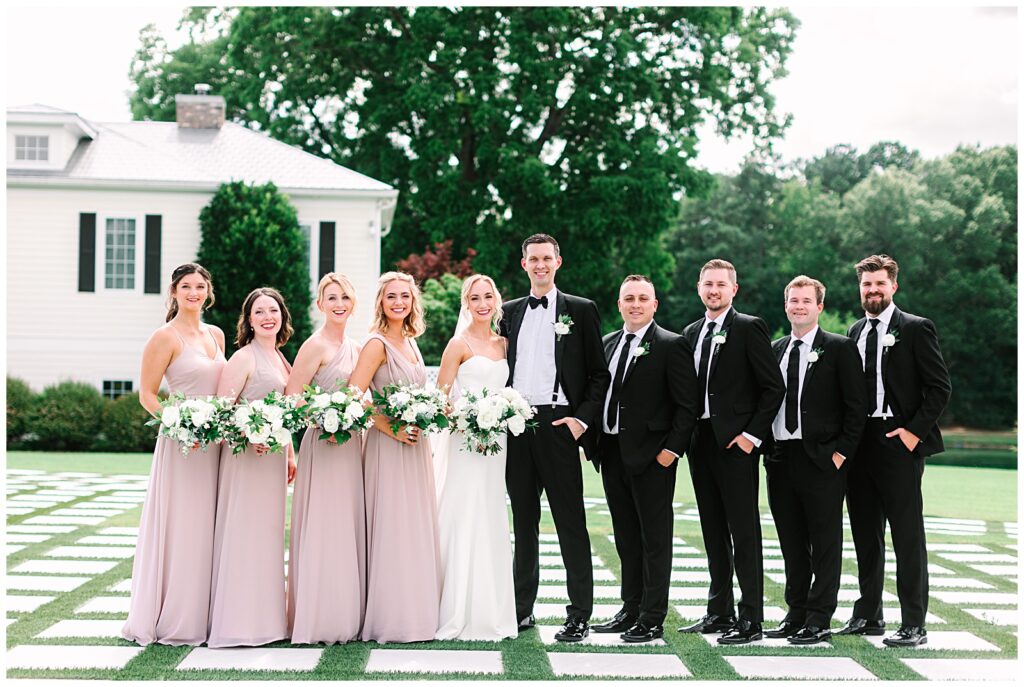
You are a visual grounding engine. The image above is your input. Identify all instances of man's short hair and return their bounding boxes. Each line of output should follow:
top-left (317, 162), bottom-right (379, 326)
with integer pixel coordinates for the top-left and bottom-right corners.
top-left (522, 233), bottom-right (560, 257)
top-left (855, 254), bottom-right (899, 282)
top-left (698, 258), bottom-right (737, 283)
top-left (620, 274), bottom-right (655, 296)
top-left (784, 275), bottom-right (826, 304)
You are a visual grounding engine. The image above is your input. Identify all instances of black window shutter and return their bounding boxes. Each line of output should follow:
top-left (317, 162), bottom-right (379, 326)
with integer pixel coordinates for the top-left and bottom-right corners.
top-left (78, 213), bottom-right (96, 292)
top-left (318, 221), bottom-right (335, 280)
top-left (144, 215), bottom-right (162, 294)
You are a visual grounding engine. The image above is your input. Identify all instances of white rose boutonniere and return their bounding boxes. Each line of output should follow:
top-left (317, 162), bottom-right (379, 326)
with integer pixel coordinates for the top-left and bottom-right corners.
top-left (632, 341), bottom-right (651, 358)
top-left (882, 329), bottom-right (899, 348)
top-left (807, 347), bottom-right (824, 364)
top-left (554, 314), bottom-right (574, 341)
top-left (711, 330), bottom-right (727, 347)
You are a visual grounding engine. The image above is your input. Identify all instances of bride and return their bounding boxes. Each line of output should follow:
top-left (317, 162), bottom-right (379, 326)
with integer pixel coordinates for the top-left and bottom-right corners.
top-left (433, 274), bottom-right (518, 641)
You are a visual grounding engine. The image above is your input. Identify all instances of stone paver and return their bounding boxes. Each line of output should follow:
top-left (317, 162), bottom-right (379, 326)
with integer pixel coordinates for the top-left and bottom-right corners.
top-left (6, 644), bottom-right (143, 670)
top-left (547, 652), bottom-right (689, 678)
top-left (901, 658), bottom-right (1019, 681)
top-left (76, 596), bottom-right (133, 614)
top-left (930, 591), bottom-right (1018, 606)
top-left (900, 575), bottom-right (994, 589)
top-left (6, 595), bottom-right (56, 612)
top-left (23, 515), bottom-right (106, 526)
top-left (963, 608), bottom-right (1018, 626)
top-left (8, 525), bottom-right (78, 534)
top-left (970, 564), bottom-right (1019, 578)
top-left (7, 575), bottom-right (92, 592)
top-left (45, 546), bottom-right (135, 559)
top-left (535, 603), bottom-right (621, 621)
top-left (7, 533), bottom-right (52, 544)
top-left (540, 568), bottom-right (616, 582)
top-left (725, 656), bottom-right (877, 680)
top-left (364, 648), bottom-right (502, 675)
top-left (938, 552), bottom-right (1017, 564)
top-left (37, 619), bottom-right (125, 638)
top-left (76, 535), bottom-right (138, 546)
top-left (99, 527), bottom-right (139, 535)
top-left (178, 647), bottom-right (323, 672)
top-left (536, 624), bottom-right (666, 646)
top-left (108, 579), bottom-right (133, 593)
top-left (12, 559), bottom-right (119, 575)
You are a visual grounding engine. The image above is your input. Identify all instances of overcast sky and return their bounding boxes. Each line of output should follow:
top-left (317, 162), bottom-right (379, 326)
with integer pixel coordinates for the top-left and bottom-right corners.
top-left (4, 4), bottom-right (1018, 173)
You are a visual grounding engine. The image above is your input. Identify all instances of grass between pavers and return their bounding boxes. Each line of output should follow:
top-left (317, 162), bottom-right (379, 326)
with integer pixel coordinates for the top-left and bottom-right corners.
top-left (5, 455), bottom-right (1020, 680)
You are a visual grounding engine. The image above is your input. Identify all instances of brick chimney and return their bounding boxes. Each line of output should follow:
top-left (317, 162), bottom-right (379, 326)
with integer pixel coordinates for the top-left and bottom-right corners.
top-left (175, 84), bottom-right (225, 129)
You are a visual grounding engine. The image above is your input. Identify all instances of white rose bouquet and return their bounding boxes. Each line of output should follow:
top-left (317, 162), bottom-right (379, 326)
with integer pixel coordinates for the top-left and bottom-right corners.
top-left (301, 383), bottom-right (373, 445)
top-left (451, 387), bottom-right (537, 456)
top-left (372, 383), bottom-right (450, 437)
top-left (146, 393), bottom-right (232, 456)
top-left (222, 391), bottom-right (305, 456)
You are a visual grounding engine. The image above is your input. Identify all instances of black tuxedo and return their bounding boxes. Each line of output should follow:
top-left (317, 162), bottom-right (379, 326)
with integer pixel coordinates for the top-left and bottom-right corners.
top-left (681, 307), bottom-right (785, 623)
top-left (501, 289), bottom-right (611, 622)
top-left (845, 305), bottom-right (951, 628)
top-left (597, 322), bottom-right (699, 625)
top-left (764, 328), bottom-right (867, 629)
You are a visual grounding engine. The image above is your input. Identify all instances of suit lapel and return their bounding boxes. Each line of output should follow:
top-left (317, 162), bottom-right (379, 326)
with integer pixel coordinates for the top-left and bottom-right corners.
top-left (774, 335), bottom-right (790, 365)
top-left (800, 328), bottom-right (825, 398)
top-left (849, 318), bottom-right (866, 344)
top-left (553, 291), bottom-right (568, 400)
top-left (881, 307), bottom-right (903, 413)
top-left (604, 330), bottom-right (622, 364)
top-left (623, 322), bottom-right (657, 386)
top-left (707, 307), bottom-right (735, 381)
top-left (506, 299), bottom-right (528, 373)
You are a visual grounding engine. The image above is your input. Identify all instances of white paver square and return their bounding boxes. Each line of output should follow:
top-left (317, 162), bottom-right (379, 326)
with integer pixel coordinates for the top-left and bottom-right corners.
top-left (539, 585), bottom-right (622, 600)
top-left (46, 546), bottom-right (135, 559)
top-left (35, 489), bottom-right (98, 496)
top-left (964, 608), bottom-right (1018, 626)
top-left (13, 559), bottom-right (119, 575)
top-left (93, 496), bottom-right (146, 503)
top-left (670, 586), bottom-right (740, 601)
top-left (863, 631), bottom-right (999, 652)
top-left (99, 527), bottom-right (139, 535)
top-left (921, 576), bottom-right (994, 590)
top-left (931, 591), bottom-right (1018, 606)
top-left (7, 508), bottom-right (34, 515)
top-left (835, 606), bottom-right (944, 626)
top-left (108, 579), bottom-right (133, 593)
top-left (939, 553), bottom-right (1017, 564)
top-left (7, 544), bottom-right (26, 554)
top-left (927, 543), bottom-right (991, 552)
top-left (539, 543), bottom-right (563, 554)
top-left (671, 570), bottom-right (712, 583)
top-left (77, 535), bottom-right (138, 546)
top-left (51, 508), bottom-right (120, 517)
top-left (176, 647), bottom-right (322, 671)
top-left (8, 525), bottom-right (78, 534)
top-left (837, 588), bottom-right (897, 602)
top-left (37, 618), bottom-right (126, 638)
top-left (698, 632), bottom-right (832, 650)
top-left (539, 555), bottom-right (603, 567)
top-left (538, 533), bottom-right (559, 543)
top-left (23, 515), bottom-right (105, 526)
top-left (535, 603), bottom-right (622, 620)
top-left (971, 564), bottom-right (1019, 577)
top-left (72, 502), bottom-right (131, 510)
top-left (673, 545), bottom-right (702, 555)
top-left (929, 564), bottom-right (957, 575)
top-left (763, 559), bottom-right (785, 570)
top-left (7, 575), bottom-right (92, 592)
top-left (540, 568), bottom-right (616, 582)
top-left (364, 648), bottom-right (502, 675)
top-left (726, 656), bottom-right (877, 680)
top-left (7, 533), bottom-right (52, 543)
top-left (674, 605), bottom-right (787, 622)
top-left (6, 595), bottom-right (56, 612)
top-left (901, 658), bottom-right (1019, 681)
top-left (6, 644), bottom-right (143, 670)
top-left (76, 596), bottom-right (132, 614)
top-left (536, 624), bottom-right (666, 646)
top-left (547, 652), bottom-right (689, 678)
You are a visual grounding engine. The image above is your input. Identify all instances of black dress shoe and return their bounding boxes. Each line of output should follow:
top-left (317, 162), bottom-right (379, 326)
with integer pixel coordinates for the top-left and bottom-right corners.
top-left (788, 626), bottom-right (832, 645)
top-left (835, 617), bottom-right (885, 636)
top-left (554, 616), bottom-right (589, 642)
top-left (517, 614), bottom-right (536, 630)
top-left (621, 621), bottom-right (664, 643)
top-left (882, 626), bottom-right (927, 647)
top-left (763, 620), bottom-right (802, 638)
top-left (717, 619), bottom-right (763, 645)
top-left (592, 610), bottom-right (637, 633)
top-left (677, 613), bottom-right (737, 634)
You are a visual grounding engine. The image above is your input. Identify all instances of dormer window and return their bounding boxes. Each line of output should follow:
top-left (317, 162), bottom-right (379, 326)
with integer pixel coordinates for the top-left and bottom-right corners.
top-left (15, 134), bottom-right (49, 161)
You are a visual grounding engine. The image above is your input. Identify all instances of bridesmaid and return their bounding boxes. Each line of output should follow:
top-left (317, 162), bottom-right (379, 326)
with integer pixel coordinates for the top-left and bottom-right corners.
top-left (349, 271), bottom-right (442, 643)
top-left (122, 263), bottom-right (226, 646)
top-left (207, 287), bottom-right (297, 648)
top-left (285, 273), bottom-right (366, 644)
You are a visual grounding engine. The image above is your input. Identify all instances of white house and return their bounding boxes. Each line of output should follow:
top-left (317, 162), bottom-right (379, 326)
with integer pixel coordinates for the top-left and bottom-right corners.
top-left (6, 92), bottom-right (398, 397)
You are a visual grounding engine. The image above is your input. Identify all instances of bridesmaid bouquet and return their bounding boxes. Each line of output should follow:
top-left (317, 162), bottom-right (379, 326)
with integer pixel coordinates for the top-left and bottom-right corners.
top-left (147, 393), bottom-right (232, 456)
top-left (451, 387), bottom-right (537, 455)
top-left (222, 391), bottom-right (306, 455)
top-left (302, 384), bottom-right (373, 445)
top-left (372, 383), bottom-right (450, 436)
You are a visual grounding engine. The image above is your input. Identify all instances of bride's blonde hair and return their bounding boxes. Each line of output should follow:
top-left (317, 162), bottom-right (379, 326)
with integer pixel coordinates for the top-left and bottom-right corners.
top-left (461, 274), bottom-right (503, 333)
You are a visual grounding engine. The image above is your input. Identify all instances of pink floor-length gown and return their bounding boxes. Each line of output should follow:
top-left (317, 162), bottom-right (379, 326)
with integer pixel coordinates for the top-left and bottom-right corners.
top-left (122, 326), bottom-right (225, 646)
top-left (207, 343), bottom-right (291, 648)
top-left (287, 336), bottom-right (366, 644)
top-left (360, 333), bottom-right (442, 643)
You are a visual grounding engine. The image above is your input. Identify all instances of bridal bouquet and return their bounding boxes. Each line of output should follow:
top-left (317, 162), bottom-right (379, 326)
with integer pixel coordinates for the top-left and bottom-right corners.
top-left (451, 387), bottom-right (537, 456)
top-left (302, 383), bottom-right (373, 445)
top-left (147, 393), bottom-right (232, 455)
top-left (372, 383), bottom-right (450, 436)
top-left (222, 391), bottom-right (306, 455)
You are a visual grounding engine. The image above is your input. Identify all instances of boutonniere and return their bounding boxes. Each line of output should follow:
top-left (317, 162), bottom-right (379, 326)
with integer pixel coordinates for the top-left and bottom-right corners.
top-left (554, 314), bottom-right (574, 341)
top-left (711, 329), bottom-right (727, 347)
top-left (882, 328), bottom-right (899, 349)
top-left (807, 347), bottom-right (824, 364)
top-left (632, 341), bottom-right (651, 358)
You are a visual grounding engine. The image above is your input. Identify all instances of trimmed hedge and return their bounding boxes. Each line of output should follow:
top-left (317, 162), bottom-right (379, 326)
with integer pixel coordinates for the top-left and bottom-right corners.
top-left (6, 376), bottom-right (35, 448)
top-left (94, 392), bottom-right (158, 453)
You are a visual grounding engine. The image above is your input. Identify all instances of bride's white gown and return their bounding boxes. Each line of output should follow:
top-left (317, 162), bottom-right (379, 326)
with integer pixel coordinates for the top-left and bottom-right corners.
top-left (434, 354), bottom-right (518, 640)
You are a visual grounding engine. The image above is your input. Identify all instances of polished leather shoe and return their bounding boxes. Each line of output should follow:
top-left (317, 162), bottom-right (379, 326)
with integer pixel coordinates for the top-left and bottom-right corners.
top-left (554, 616), bottom-right (589, 642)
top-left (835, 617), bottom-right (885, 636)
top-left (517, 614), bottom-right (536, 630)
top-left (882, 626), bottom-right (927, 647)
top-left (717, 619), bottom-right (763, 645)
top-left (788, 625), bottom-right (832, 645)
top-left (677, 613), bottom-right (737, 634)
top-left (592, 610), bottom-right (637, 633)
top-left (763, 620), bottom-right (803, 638)
top-left (621, 621), bottom-right (664, 643)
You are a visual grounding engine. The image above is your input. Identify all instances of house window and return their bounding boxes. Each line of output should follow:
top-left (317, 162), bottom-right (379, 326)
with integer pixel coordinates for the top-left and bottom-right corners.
top-left (105, 218), bottom-right (136, 289)
top-left (299, 223), bottom-right (314, 295)
top-left (102, 380), bottom-right (133, 400)
top-left (15, 135), bottom-right (49, 161)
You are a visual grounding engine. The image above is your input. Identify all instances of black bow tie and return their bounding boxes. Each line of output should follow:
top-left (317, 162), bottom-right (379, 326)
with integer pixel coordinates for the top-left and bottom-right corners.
top-left (528, 295), bottom-right (549, 310)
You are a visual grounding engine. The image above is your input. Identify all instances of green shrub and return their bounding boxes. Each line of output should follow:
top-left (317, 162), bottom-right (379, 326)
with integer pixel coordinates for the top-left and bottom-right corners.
top-left (94, 392), bottom-right (157, 453)
top-left (419, 273), bottom-right (465, 366)
top-left (26, 381), bottom-right (106, 451)
top-left (6, 376), bottom-right (37, 448)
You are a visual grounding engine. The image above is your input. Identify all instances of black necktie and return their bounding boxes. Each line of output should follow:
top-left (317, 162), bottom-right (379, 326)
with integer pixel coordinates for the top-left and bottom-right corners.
top-left (697, 322), bottom-right (717, 413)
top-left (528, 295), bottom-right (548, 309)
top-left (865, 319), bottom-right (880, 415)
top-left (606, 333), bottom-right (636, 431)
top-left (785, 340), bottom-right (802, 433)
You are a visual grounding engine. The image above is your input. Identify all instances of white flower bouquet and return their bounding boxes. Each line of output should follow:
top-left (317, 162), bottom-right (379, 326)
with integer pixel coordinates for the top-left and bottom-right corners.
top-left (146, 393), bottom-right (232, 456)
top-left (301, 383), bottom-right (373, 445)
top-left (372, 383), bottom-right (450, 436)
top-left (222, 391), bottom-right (305, 455)
top-left (451, 387), bottom-right (537, 456)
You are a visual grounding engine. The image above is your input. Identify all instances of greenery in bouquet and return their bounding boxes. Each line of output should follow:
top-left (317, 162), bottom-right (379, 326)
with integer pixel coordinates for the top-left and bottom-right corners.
top-left (223, 391), bottom-right (305, 455)
top-left (146, 393), bottom-right (232, 456)
top-left (371, 383), bottom-right (450, 436)
top-left (301, 383), bottom-right (373, 445)
top-left (452, 387), bottom-right (537, 456)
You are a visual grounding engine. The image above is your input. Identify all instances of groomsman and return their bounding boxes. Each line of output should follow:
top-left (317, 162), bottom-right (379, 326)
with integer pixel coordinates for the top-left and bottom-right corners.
top-left (679, 259), bottom-right (785, 644)
top-left (838, 255), bottom-right (951, 647)
top-left (762, 276), bottom-right (867, 645)
top-left (501, 234), bottom-right (611, 642)
top-left (592, 275), bottom-right (700, 642)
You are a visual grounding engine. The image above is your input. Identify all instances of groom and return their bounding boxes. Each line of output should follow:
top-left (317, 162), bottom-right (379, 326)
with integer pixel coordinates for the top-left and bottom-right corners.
top-left (501, 233), bottom-right (611, 642)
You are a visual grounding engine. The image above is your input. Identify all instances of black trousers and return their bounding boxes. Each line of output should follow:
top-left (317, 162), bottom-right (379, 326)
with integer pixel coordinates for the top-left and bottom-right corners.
top-left (600, 433), bottom-right (677, 625)
top-left (506, 405), bottom-right (593, 621)
top-left (687, 419), bottom-right (764, 622)
top-left (765, 440), bottom-right (846, 629)
top-left (846, 418), bottom-right (929, 627)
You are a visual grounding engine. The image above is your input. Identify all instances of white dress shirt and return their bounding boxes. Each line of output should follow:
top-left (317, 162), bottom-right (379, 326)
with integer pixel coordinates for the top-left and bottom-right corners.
top-left (693, 307), bottom-right (761, 447)
top-left (512, 286), bottom-right (568, 407)
top-left (601, 321), bottom-right (653, 435)
top-left (772, 326), bottom-right (819, 440)
top-left (857, 301), bottom-right (895, 419)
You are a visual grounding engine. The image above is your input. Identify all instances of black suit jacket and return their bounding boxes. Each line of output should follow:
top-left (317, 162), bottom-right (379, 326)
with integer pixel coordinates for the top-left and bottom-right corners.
top-left (682, 307), bottom-right (785, 450)
top-left (596, 322), bottom-right (700, 474)
top-left (848, 306), bottom-right (951, 458)
top-left (501, 289), bottom-right (611, 463)
top-left (766, 329), bottom-right (868, 471)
